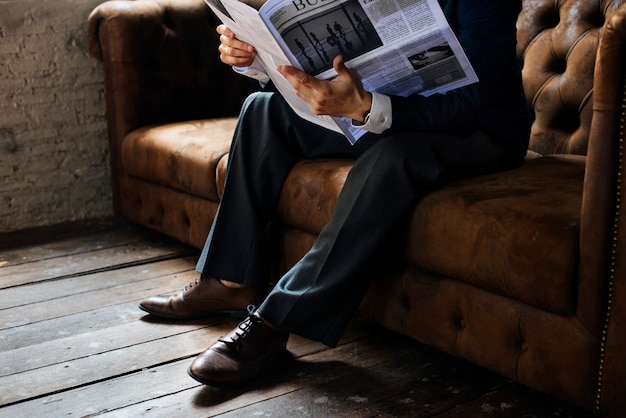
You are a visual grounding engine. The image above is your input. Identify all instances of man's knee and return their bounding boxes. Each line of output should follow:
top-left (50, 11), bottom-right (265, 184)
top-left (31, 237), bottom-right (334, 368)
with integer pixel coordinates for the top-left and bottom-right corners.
top-left (241, 91), bottom-right (287, 117)
top-left (357, 137), bottom-right (443, 187)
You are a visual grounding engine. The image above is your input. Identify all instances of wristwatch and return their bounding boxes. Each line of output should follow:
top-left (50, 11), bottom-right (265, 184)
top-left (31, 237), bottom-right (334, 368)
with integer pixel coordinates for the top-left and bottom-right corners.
top-left (361, 108), bottom-right (371, 124)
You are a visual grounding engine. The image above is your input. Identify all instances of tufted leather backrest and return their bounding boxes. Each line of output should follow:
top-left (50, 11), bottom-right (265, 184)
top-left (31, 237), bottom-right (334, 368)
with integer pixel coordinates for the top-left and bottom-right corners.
top-left (516, 0), bottom-right (626, 155)
top-left (88, 0), bottom-right (254, 137)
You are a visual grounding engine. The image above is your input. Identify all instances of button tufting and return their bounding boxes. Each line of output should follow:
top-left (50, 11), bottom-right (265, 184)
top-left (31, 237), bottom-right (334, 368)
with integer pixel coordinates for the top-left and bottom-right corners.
top-left (402, 296), bottom-right (411, 312)
top-left (520, 341), bottom-right (529, 353)
top-left (458, 317), bottom-right (467, 329)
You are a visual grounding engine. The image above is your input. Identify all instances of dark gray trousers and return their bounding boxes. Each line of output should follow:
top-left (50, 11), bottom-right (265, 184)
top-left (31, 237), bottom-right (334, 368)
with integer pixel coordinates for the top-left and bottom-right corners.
top-left (197, 91), bottom-right (518, 346)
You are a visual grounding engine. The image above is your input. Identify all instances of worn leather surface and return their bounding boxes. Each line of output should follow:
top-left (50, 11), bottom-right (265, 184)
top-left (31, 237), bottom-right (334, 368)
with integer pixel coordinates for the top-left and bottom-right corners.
top-left (278, 156), bottom-right (585, 315)
top-left (580, 4), bottom-right (626, 416)
top-left (122, 118), bottom-right (236, 201)
top-left (87, 0), bottom-right (252, 211)
top-left (88, 0), bottom-right (626, 414)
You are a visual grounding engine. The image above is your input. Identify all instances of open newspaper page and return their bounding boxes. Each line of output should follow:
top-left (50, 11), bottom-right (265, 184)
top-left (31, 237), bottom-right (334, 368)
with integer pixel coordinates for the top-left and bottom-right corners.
top-left (205, 0), bottom-right (478, 144)
top-left (204, 0), bottom-right (357, 141)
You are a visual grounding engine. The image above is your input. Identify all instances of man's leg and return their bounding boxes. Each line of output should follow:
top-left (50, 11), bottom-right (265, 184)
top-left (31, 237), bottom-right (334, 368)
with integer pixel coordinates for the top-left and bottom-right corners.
top-left (140, 91), bottom-right (369, 319)
top-left (257, 129), bottom-right (518, 346)
top-left (189, 128), bottom-right (520, 386)
top-left (196, 91), bottom-right (370, 289)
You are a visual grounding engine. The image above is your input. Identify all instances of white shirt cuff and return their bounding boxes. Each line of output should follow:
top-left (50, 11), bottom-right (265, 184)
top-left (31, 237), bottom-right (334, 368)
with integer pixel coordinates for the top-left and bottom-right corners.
top-left (233, 59), bottom-right (270, 85)
top-left (351, 92), bottom-right (392, 134)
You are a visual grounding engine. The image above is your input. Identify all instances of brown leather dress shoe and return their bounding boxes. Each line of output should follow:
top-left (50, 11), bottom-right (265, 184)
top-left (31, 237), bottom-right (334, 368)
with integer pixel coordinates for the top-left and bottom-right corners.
top-left (138, 276), bottom-right (263, 320)
top-left (188, 309), bottom-right (289, 386)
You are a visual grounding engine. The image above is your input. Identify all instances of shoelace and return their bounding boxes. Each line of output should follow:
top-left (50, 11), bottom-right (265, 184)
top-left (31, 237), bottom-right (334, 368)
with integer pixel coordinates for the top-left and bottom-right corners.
top-left (232, 305), bottom-right (262, 343)
top-left (183, 276), bottom-right (204, 292)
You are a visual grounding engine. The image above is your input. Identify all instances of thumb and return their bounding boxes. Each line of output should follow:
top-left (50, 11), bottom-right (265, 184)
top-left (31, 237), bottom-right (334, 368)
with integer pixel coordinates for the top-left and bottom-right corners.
top-left (333, 55), bottom-right (348, 76)
top-left (333, 55), bottom-right (360, 85)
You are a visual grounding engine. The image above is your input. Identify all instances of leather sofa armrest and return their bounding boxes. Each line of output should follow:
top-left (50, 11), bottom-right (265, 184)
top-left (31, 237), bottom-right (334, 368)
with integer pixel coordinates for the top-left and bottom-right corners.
top-left (579, 3), bottom-right (626, 416)
top-left (88, 0), bottom-right (251, 132)
top-left (87, 0), bottom-right (252, 210)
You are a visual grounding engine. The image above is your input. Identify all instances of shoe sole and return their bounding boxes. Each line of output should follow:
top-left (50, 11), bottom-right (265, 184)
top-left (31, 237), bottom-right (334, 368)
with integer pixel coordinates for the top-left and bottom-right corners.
top-left (138, 303), bottom-right (248, 321)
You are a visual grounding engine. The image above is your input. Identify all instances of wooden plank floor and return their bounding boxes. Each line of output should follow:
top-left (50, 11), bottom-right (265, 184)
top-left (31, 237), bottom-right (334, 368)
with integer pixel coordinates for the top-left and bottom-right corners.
top-left (0, 217), bottom-right (594, 417)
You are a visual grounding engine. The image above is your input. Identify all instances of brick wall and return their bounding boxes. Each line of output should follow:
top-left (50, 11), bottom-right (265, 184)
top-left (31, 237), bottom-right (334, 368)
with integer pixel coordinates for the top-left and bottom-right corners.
top-left (0, 0), bottom-right (112, 232)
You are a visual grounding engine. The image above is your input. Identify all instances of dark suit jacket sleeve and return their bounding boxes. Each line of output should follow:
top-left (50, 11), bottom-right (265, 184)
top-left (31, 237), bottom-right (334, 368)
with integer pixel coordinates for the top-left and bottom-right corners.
top-left (389, 0), bottom-right (525, 137)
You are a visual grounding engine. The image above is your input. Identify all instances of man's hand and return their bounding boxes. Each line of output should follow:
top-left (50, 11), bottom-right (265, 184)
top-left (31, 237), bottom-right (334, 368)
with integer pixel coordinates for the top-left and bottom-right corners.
top-left (277, 56), bottom-right (372, 122)
top-left (216, 24), bottom-right (256, 67)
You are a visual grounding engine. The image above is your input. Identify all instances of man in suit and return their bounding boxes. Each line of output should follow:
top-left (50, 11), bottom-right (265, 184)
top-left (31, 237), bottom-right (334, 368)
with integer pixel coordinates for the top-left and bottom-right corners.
top-left (140, 0), bottom-right (532, 386)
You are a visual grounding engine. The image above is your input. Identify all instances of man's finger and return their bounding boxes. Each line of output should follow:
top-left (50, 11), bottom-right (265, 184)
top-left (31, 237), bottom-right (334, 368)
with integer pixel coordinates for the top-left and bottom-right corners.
top-left (278, 65), bottom-right (309, 84)
top-left (333, 55), bottom-right (345, 72)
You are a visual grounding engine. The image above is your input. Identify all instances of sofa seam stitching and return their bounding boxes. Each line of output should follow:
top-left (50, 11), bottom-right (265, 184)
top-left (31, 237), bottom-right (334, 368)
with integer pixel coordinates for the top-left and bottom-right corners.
top-left (594, 73), bottom-right (626, 414)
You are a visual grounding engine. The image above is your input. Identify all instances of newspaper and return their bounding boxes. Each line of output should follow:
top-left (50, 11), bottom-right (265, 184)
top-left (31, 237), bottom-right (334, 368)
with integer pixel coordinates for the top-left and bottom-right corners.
top-left (205, 0), bottom-right (478, 144)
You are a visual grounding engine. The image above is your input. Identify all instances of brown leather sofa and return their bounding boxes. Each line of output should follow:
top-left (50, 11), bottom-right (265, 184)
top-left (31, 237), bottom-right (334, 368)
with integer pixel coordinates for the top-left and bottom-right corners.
top-left (87, 0), bottom-right (626, 415)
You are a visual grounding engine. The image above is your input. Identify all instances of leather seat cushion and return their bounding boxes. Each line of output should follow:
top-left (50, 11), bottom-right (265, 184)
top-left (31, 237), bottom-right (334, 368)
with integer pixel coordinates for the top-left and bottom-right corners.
top-left (279, 155), bottom-right (585, 315)
top-left (121, 118), bottom-right (237, 201)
